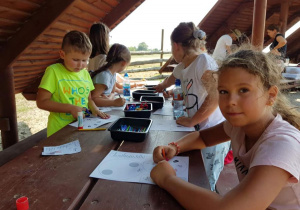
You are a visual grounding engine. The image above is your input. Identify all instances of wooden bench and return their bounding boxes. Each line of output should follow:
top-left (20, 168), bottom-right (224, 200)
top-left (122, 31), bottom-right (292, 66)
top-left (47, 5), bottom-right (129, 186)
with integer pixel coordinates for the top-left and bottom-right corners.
top-left (0, 128), bottom-right (47, 167)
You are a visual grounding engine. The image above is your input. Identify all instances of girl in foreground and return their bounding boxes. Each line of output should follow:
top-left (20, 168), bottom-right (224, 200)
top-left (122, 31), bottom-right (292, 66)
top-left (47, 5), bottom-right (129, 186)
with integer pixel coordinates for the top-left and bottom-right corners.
top-left (151, 49), bottom-right (300, 209)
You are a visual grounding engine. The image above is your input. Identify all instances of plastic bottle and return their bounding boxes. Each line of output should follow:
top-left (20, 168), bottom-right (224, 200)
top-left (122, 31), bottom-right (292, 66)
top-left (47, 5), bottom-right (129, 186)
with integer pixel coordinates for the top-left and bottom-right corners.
top-left (123, 73), bottom-right (131, 100)
top-left (173, 79), bottom-right (184, 119)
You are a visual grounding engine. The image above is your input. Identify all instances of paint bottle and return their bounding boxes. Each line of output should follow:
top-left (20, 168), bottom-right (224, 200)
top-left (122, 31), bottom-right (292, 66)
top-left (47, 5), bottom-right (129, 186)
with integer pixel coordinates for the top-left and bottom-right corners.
top-left (78, 112), bottom-right (83, 129)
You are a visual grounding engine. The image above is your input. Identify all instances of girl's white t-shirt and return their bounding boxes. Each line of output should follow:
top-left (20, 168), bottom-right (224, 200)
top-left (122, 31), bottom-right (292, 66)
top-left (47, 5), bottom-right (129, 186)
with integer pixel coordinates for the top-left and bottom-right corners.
top-left (224, 114), bottom-right (300, 209)
top-left (173, 53), bottom-right (224, 129)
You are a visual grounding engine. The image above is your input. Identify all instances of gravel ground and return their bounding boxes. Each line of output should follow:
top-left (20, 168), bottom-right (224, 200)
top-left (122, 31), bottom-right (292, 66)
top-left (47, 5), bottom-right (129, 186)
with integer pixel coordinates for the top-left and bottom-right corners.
top-left (0, 71), bottom-right (299, 150)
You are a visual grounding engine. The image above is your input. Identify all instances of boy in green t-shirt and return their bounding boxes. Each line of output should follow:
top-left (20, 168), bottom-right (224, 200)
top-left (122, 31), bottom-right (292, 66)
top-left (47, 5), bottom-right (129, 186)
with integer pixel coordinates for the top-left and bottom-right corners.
top-left (37, 30), bottom-right (110, 137)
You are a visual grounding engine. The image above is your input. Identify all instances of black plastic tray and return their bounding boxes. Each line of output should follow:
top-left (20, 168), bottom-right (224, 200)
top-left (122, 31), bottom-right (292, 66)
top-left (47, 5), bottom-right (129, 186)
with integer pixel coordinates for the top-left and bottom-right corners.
top-left (140, 96), bottom-right (164, 109)
top-left (108, 117), bottom-right (152, 142)
top-left (124, 103), bottom-right (152, 118)
top-left (144, 85), bottom-right (156, 91)
top-left (132, 90), bottom-right (159, 100)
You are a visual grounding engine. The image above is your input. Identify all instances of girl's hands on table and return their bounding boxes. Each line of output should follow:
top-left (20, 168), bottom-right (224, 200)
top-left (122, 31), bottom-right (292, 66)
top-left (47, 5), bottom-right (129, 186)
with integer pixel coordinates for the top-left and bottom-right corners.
top-left (114, 98), bottom-right (126, 106)
top-left (153, 145), bottom-right (177, 163)
top-left (176, 116), bottom-right (194, 127)
top-left (150, 160), bottom-right (176, 188)
top-left (94, 109), bottom-right (110, 119)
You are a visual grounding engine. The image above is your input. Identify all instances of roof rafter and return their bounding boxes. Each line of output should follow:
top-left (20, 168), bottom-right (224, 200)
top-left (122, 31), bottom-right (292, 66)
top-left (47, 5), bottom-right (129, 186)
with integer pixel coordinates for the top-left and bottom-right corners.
top-left (0, 0), bottom-right (78, 71)
top-left (205, 1), bottom-right (253, 48)
top-left (102, 0), bottom-right (144, 29)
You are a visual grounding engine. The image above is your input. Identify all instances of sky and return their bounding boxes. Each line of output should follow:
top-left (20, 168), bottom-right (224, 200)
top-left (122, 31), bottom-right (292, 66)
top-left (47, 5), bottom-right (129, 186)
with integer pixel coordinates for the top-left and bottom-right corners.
top-left (110, 0), bottom-right (218, 51)
top-left (110, 0), bottom-right (299, 52)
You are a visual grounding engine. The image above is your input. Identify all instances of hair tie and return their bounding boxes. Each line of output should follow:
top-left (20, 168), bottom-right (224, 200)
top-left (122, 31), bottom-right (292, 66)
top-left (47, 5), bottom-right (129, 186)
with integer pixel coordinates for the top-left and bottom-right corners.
top-left (193, 30), bottom-right (206, 40)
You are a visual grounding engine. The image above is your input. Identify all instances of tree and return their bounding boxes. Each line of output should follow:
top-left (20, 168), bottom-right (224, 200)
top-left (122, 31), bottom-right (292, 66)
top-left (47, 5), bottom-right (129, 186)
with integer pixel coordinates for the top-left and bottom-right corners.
top-left (128, 46), bottom-right (136, 51)
top-left (137, 42), bottom-right (148, 51)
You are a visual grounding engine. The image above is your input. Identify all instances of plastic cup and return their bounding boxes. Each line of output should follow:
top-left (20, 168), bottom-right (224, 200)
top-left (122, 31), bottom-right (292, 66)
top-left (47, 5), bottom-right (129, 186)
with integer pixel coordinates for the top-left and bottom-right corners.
top-left (16, 196), bottom-right (29, 210)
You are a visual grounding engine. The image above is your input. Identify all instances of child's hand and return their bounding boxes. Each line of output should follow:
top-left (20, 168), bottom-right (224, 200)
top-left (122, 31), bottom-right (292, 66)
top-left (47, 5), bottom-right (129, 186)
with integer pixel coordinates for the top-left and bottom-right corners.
top-left (70, 106), bottom-right (84, 119)
top-left (176, 117), bottom-right (193, 127)
top-left (150, 160), bottom-right (176, 188)
top-left (114, 98), bottom-right (126, 106)
top-left (153, 145), bottom-right (177, 163)
top-left (154, 84), bottom-right (165, 93)
top-left (94, 109), bottom-right (110, 119)
top-left (163, 91), bottom-right (172, 98)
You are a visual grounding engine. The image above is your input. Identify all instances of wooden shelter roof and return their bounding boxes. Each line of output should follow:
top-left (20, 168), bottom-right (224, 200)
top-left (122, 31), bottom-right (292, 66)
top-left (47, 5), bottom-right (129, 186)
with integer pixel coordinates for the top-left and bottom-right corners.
top-left (0, 0), bottom-right (144, 97)
top-left (198, 0), bottom-right (300, 62)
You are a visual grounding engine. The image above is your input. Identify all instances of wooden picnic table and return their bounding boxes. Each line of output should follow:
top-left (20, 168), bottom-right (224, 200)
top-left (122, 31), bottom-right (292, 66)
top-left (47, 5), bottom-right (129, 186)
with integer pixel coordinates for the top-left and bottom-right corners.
top-left (0, 99), bottom-right (209, 210)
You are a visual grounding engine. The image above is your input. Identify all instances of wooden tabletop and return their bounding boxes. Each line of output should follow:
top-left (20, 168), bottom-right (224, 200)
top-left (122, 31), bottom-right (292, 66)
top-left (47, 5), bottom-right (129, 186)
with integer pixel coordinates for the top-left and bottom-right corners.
top-left (0, 100), bottom-right (209, 210)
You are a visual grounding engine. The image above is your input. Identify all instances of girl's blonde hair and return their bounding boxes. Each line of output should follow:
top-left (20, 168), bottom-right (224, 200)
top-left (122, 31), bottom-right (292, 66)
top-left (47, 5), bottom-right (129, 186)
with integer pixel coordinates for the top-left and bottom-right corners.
top-left (91, 43), bottom-right (131, 78)
top-left (218, 49), bottom-right (300, 129)
top-left (171, 22), bottom-right (206, 55)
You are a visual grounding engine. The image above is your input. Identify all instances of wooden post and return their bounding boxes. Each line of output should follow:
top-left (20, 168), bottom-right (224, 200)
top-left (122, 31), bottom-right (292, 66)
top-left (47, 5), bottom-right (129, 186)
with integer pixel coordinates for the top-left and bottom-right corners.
top-left (160, 29), bottom-right (164, 66)
top-left (251, 0), bottom-right (267, 50)
top-left (280, 0), bottom-right (289, 36)
top-left (0, 66), bottom-right (19, 149)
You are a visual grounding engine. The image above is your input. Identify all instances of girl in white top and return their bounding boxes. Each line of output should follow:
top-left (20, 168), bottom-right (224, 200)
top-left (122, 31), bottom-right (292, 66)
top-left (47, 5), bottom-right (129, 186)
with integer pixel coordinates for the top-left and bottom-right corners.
top-left (151, 49), bottom-right (300, 210)
top-left (155, 22), bottom-right (230, 191)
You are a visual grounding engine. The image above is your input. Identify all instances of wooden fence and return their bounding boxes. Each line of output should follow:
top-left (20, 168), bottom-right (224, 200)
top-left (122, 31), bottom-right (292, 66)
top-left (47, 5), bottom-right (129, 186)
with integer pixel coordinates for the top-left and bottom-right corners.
top-left (124, 51), bottom-right (171, 73)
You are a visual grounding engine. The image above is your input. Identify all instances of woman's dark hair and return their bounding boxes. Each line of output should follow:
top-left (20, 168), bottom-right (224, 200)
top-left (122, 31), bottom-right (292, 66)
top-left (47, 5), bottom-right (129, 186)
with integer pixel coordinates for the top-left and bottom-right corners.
top-left (89, 22), bottom-right (110, 58)
top-left (267, 24), bottom-right (280, 32)
top-left (91, 43), bottom-right (131, 78)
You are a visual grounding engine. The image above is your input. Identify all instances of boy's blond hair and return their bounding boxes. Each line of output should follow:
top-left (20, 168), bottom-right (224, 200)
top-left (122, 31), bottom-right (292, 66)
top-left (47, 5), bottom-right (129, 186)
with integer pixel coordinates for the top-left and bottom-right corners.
top-left (61, 30), bottom-right (92, 54)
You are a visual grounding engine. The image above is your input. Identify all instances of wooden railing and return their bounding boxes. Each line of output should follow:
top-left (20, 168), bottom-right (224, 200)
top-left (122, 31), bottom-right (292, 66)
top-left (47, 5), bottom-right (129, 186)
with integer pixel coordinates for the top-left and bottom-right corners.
top-left (124, 51), bottom-right (171, 73)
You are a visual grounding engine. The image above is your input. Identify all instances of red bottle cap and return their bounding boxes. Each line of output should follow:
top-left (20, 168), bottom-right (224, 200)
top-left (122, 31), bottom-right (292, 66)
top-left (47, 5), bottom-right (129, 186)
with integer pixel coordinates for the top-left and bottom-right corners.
top-left (16, 196), bottom-right (29, 210)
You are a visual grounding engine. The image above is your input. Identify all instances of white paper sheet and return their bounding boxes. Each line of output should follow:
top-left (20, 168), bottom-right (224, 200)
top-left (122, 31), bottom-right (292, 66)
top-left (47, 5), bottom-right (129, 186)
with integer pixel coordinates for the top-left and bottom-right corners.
top-left (150, 119), bottom-right (195, 132)
top-left (69, 115), bottom-right (119, 129)
top-left (42, 140), bottom-right (81, 156)
top-left (153, 106), bottom-right (174, 116)
top-left (90, 150), bottom-right (189, 184)
top-left (98, 107), bottom-right (112, 112)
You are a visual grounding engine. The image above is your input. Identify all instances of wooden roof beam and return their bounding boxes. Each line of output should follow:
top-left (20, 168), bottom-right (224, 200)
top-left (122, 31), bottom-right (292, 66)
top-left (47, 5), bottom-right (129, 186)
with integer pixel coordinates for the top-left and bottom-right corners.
top-left (251, 5), bottom-right (280, 46)
top-left (102, 0), bottom-right (144, 29)
top-left (251, 0), bottom-right (267, 50)
top-left (206, 2), bottom-right (253, 47)
top-left (279, 0), bottom-right (290, 36)
top-left (0, 0), bottom-right (78, 71)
